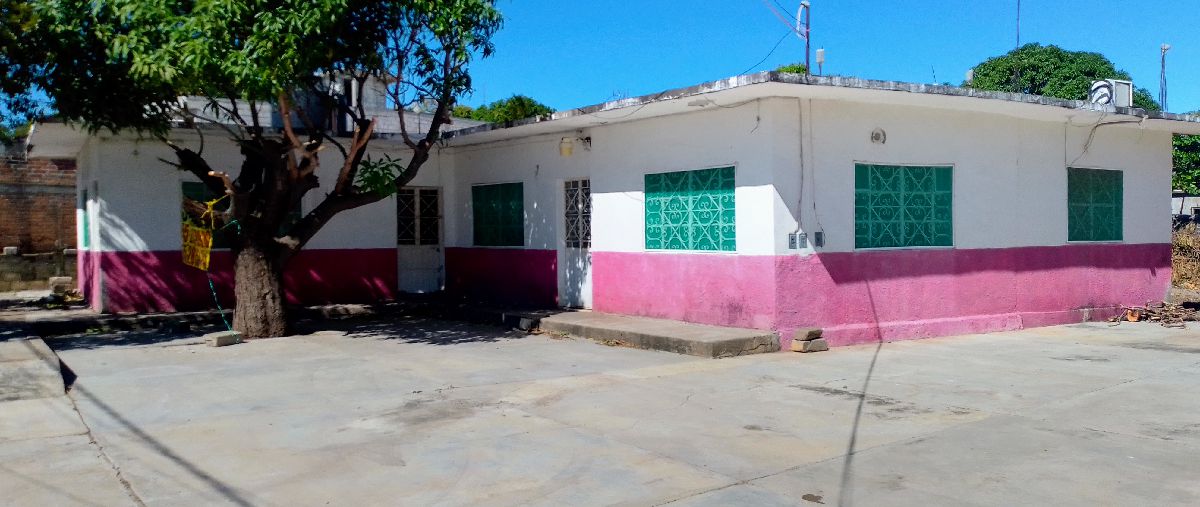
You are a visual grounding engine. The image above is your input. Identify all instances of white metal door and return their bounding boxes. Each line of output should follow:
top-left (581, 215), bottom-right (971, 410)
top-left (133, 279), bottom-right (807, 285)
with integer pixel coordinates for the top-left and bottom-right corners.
top-left (560, 179), bottom-right (592, 308)
top-left (397, 187), bottom-right (444, 293)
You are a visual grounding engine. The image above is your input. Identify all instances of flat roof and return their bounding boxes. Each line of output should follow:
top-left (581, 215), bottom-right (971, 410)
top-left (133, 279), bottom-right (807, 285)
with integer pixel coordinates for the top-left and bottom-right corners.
top-left (442, 71), bottom-right (1200, 146)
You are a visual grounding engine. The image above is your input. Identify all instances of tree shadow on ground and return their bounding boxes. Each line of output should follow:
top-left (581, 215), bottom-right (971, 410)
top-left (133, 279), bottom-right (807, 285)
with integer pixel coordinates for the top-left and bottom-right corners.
top-left (291, 316), bottom-right (529, 346)
top-left (43, 325), bottom-right (222, 351)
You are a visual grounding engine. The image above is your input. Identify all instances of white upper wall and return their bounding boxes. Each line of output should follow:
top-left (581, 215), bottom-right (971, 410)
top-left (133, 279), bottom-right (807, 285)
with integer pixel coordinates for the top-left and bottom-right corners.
top-left (443, 98), bottom-right (786, 255)
top-left (80, 134), bottom-right (437, 252)
top-left (778, 99), bottom-right (1173, 254)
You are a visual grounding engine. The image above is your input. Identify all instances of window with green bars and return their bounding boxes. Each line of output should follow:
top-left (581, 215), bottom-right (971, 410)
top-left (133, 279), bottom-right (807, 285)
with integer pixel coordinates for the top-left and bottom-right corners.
top-left (854, 164), bottom-right (953, 249)
top-left (644, 166), bottom-right (735, 251)
top-left (1067, 168), bottom-right (1123, 242)
top-left (472, 182), bottom-right (524, 246)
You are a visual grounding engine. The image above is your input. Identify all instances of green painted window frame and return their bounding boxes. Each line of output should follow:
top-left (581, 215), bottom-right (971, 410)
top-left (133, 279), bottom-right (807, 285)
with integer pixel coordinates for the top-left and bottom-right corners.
top-left (472, 182), bottom-right (524, 247)
top-left (854, 163), bottom-right (953, 249)
top-left (1067, 168), bottom-right (1123, 242)
top-left (644, 166), bottom-right (736, 252)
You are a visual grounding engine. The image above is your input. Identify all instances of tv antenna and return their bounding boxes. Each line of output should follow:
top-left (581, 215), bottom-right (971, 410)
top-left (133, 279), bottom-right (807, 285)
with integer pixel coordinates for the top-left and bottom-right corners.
top-left (761, 0), bottom-right (812, 75)
top-left (1161, 43), bottom-right (1171, 111)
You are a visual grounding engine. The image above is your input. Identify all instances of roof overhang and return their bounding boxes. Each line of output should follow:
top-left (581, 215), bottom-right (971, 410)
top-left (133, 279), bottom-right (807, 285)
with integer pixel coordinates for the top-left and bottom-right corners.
top-left (26, 121), bottom-right (90, 159)
top-left (441, 72), bottom-right (1200, 147)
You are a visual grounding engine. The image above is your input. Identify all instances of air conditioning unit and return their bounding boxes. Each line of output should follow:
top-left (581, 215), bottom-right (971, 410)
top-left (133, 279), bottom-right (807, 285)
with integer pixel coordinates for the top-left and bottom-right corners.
top-left (1089, 79), bottom-right (1134, 107)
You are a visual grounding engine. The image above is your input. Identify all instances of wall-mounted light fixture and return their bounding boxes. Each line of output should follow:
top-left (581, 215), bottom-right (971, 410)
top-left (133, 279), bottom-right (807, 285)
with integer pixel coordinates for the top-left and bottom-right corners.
top-left (558, 133), bottom-right (593, 157)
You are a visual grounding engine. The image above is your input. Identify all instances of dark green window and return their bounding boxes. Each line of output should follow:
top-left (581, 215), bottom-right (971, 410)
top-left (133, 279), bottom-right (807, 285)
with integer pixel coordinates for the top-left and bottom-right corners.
top-left (1068, 168), bottom-right (1123, 242)
top-left (645, 166), bottom-right (735, 251)
top-left (854, 164), bottom-right (953, 249)
top-left (472, 182), bottom-right (524, 246)
top-left (182, 181), bottom-right (232, 249)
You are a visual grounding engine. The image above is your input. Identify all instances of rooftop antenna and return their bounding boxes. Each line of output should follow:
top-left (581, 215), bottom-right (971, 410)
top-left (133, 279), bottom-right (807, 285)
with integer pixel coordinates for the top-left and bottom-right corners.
top-left (1161, 43), bottom-right (1171, 111)
top-left (799, 2), bottom-right (811, 75)
top-left (761, 0), bottom-right (811, 75)
top-left (1015, 0), bottom-right (1021, 48)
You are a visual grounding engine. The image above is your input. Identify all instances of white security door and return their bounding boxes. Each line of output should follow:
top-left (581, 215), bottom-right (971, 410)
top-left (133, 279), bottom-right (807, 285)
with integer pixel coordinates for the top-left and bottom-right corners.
top-left (560, 179), bottom-right (593, 308)
top-left (397, 187), bottom-right (444, 293)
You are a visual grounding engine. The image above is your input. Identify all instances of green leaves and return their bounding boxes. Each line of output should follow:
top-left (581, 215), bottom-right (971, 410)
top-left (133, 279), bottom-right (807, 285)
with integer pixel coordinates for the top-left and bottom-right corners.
top-left (466, 94), bottom-right (553, 123)
top-left (968, 43), bottom-right (1161, 111)
top-left (356, 153), bottom-right (404, 196)
top-left (1174, 133), bottom-right (1200, 194)
top-left (25, 0), bottom-right (502, 136)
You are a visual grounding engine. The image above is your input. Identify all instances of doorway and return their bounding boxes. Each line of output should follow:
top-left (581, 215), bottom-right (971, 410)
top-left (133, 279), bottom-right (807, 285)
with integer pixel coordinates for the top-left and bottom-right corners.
top-left (560, 179), bottom-right (592, 308)
top-left (397, 187), bottom-right (444, 293)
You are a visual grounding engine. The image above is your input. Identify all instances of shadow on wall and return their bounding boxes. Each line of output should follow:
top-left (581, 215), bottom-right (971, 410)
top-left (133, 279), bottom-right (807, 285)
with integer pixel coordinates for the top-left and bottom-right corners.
top-left (98, 248), bottom-right (399, 314)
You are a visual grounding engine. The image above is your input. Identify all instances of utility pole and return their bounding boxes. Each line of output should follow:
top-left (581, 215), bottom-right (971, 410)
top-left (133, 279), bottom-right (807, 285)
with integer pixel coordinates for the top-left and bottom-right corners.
top-left (799, 1), bottom-right (812, 75)
top-left (1161, 44), bottom-right (1171, 111)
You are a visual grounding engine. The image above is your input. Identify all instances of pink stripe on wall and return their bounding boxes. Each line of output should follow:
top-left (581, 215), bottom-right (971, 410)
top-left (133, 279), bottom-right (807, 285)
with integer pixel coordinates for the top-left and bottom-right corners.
top-left (592, 252), bottom-right (777, 330)
top-left (97, 248), bottom-right (397, 313)
top-left (445, 247), bottom-right (558, 307)
top-left (593, 243), bottom-right (1171, 349)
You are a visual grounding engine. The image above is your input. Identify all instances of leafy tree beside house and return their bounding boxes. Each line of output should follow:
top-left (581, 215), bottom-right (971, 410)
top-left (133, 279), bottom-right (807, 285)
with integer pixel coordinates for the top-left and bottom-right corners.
top-left (458, 94), bottom-right (553, 123)
top-left (969, 44), bottom-right (1159, 110)
top-left (20, 0), bottom-right (501, 337)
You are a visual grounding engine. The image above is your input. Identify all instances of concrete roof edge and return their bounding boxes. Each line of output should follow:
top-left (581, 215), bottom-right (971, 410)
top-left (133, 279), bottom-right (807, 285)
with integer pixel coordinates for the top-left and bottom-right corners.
top-left (442, 71), bottom-right (1200, 140)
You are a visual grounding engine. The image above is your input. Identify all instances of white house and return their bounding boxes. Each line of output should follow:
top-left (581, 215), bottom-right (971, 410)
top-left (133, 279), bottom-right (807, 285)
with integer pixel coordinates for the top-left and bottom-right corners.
top-left (34, 73), bottom-right (1200, 348)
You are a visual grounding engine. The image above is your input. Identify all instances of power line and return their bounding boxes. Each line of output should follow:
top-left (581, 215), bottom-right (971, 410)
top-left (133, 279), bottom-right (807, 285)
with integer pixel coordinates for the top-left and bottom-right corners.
top-left (740, 30), bottom-right (793, 75)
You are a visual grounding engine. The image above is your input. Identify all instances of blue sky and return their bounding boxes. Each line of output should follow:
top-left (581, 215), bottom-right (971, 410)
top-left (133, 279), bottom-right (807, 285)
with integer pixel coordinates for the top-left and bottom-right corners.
top-left (463, 0), bottom-right (1200, 113)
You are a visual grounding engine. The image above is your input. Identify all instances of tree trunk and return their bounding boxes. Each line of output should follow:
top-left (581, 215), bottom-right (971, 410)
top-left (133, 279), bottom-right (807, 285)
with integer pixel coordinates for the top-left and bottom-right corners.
top-left (232, 242), bottom-right (288, 338)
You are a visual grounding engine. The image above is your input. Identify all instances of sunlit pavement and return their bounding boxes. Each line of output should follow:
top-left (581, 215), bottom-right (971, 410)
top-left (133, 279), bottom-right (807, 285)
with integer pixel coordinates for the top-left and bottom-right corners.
top-left (8, 318), bottom-right (1200, 506)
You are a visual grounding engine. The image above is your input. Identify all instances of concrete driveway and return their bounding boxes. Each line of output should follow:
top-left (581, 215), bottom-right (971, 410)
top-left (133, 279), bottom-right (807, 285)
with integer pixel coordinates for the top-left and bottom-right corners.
top-left (8, 318), bottom-right (1200, 506)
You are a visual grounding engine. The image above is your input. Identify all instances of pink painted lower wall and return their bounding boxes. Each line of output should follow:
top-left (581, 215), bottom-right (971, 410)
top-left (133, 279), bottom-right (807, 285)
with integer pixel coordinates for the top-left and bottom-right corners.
top-left (592, 252), bottom-right (777, 330)
top-left (96, 248), bottom-right (397, 313)
top-left (593, 243), bottom-right (1171, 349)
top-left (78, 250), bottom-right (101, 311)
top-left (444, 247), bottom-right (558, 307)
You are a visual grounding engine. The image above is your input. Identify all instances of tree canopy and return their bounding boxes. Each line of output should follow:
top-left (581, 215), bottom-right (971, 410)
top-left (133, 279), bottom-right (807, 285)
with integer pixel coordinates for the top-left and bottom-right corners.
top-left (969, 43), bottom-right (1159, 111)
top-left (16, 0), bottom-right (502, 336)
top-left (0, 0), bottom-right (39, 145)
top-left (458, 94), bottom-right (553, 123)
top-left (1175, 124), bottom-right (1200, 194)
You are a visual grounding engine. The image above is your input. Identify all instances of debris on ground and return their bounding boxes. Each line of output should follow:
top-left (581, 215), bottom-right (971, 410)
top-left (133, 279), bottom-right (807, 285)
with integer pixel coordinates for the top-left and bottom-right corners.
top-left (1109, 301), bottom-right (1198, 328)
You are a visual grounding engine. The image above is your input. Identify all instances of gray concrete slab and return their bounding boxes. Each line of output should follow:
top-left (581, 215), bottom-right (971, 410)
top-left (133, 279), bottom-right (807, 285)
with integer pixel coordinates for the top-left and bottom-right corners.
top-left (20, 318), bottom-right (1200, 505)
top-left (0, 339), bottom-right (65, 402)
top-left (0, 434), bottom-right (136, 507)
top-left (538, 311), bottom-right (779, 358)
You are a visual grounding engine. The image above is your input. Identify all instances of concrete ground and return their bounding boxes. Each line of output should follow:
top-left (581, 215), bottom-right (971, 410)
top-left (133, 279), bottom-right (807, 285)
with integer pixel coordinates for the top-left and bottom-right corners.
top-left (4, 318), bottom-right (1200, 506)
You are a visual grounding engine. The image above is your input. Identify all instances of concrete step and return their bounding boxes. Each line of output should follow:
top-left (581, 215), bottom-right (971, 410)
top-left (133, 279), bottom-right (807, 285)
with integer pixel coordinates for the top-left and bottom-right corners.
top-left (538, 312), bottom-right (779, 358)
top-left (0, 338), bottom-right (65, 402)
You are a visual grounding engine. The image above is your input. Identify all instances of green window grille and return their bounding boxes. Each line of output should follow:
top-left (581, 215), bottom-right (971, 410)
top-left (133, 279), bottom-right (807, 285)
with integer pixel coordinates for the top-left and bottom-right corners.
top-left (472, 182), bottom-right (524, 246)
top-left (1067, 168), bottom-right (1123, 242)
top-left (645, 166), bottom-right (735, 251)
top-left (854, 164), bottom-right (953, 249)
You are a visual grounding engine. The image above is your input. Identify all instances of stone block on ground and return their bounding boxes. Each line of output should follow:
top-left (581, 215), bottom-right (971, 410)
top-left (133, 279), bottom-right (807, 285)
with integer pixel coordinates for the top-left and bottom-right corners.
top-left (204, 330), bottom-right (243, 347)
top-left (792, 337), bottom-right (829, 353)
top-left (2, 247), bottom-right (18, 256)
top-left (48, 277), bottom-right (73, 295)
top-left (793, 327), bottom-right (823, 342)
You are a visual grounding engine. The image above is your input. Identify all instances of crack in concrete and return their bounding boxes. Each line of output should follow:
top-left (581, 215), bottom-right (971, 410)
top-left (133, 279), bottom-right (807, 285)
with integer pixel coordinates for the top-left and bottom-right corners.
top-left (64, 390), bottom-right (146, 507)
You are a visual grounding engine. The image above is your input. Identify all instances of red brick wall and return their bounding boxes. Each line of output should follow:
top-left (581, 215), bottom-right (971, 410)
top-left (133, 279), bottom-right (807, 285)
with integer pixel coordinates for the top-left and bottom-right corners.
top-left (0, 157), bottom-right (77, 253)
